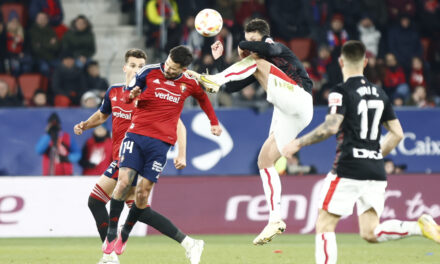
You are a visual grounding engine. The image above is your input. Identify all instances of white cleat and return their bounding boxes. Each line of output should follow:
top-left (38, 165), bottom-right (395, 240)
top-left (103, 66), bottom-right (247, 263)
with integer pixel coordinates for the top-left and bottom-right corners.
top-left (253, 220), bottom-right (286, 245)
top-left (418, 214), bottom-right (440, 243)
top-left (185, 239), bottom-right (205, 264)
top-left (98, 251), bottom-right (120, 264)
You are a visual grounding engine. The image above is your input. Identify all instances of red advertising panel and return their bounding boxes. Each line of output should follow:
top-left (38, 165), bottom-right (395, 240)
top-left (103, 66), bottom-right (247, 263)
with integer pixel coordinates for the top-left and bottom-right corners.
top-left (149, 174), bottom-right (440, 234)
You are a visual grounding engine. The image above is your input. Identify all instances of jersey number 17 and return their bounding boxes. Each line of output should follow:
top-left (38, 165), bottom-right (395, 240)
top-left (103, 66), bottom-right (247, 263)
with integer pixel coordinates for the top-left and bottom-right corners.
top-left (357, 99), bottom-right (384, 140)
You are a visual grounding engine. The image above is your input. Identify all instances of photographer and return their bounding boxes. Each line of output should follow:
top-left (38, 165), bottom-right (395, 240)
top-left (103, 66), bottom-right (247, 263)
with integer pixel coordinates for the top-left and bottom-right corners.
top-left (35, 112), bottom-right (81, 175)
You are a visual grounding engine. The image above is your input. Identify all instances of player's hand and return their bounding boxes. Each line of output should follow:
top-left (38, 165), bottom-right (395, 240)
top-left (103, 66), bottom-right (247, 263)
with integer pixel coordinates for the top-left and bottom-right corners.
top-left (130, 87), bottom-right (141, 99)
top-left (73, 121), bottom-right (86, 135)
top-left (211, 125), bottom-right (222, 136)
top-left (238, 46), bottom-right (250, 59)
top-left (211, 40), bottom-right (224, 60)
top-left (282, 139), bottom-right (301, 160)
top-left (174, 155), bottom-right (187, 170)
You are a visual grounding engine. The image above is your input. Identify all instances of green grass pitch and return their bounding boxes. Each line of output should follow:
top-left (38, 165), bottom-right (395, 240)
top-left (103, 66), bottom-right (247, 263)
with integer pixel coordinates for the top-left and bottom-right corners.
top-left (0, 234), bottom-right (438, 264)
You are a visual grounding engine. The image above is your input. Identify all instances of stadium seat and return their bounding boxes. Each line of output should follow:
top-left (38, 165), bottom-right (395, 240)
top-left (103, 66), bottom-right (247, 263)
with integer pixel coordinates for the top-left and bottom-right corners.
top-left (1, 3), bottom-right (27, 27)
top-left (0, 74), bottom-right (17, 94)
top-left (18, 73), bottom-right (46, 104)
top-left (288, 38), bottom-right (315, 61)
top-left (54, 95), bottom-right (71, 107)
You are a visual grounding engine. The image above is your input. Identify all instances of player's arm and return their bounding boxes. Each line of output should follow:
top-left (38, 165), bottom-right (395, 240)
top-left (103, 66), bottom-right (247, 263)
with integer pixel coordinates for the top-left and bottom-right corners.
top-left (238, 40), bottom-right (283, 57)
top-left (174, 118), bottom-right (187, 169)
top-left (193, 89), bottom-right (222, 136)
top-left (381, 119), bottom-right (404, 157)
top-left (123, 66), bottom-right (149, 102)
top-left (74, 110), bottom-right (110, 135)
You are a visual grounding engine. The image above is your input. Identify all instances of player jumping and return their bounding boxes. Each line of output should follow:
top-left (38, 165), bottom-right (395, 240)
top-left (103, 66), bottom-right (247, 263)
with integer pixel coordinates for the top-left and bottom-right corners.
top-left (74, 49), bottom-right (196, 264)
top-left (187, 18), bottom-right (313, 245)
top-left (283, 40), bottom-right (440, 264)
top-left (101, 46), bottom-right (222, 264)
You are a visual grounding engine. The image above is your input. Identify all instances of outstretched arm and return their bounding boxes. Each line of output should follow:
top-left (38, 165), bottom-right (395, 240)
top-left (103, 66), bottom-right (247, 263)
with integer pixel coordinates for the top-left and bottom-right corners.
top-left (238, 41), bottom-right (283, 57)
top-left (381, 119), bottom-right (403, 157)
top-left (282, 114), bottom-right (344, 158)
top-left (174, 118), bottom-right (187, 169)
top-left (74, 110), bottom-right (110, 135)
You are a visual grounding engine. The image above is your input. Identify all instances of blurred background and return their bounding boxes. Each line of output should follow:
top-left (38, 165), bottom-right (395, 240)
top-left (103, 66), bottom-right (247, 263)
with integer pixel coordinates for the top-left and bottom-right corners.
top-left (0, 0), bottom-right (439, 237)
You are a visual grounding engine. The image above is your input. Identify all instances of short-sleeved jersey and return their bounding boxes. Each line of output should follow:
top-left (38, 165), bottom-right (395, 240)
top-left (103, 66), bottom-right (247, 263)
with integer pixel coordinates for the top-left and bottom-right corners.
top-left (328, 76), bottom-right (397, 181)
top-left (100, 83), bottom-right (136, 160)
top-left (126, 63), bottom-right (218, 145)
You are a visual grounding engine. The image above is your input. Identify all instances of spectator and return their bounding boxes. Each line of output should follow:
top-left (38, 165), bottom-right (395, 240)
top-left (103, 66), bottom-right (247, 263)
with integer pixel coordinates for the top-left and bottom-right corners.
top-left (409, 57), bottom-right (427, 90)
top-left (0, 12), bottom-right (7, 73)
top-left (388, 15), bottom-right (423, 73)
top-left (5, 11), bottom-right (32, 76)
top-left (79, 125), bottom-right (112, 176)
top-left (30, 89), bottom-right (49, 107)
top-left (386, 0), bottom-right (416, 22)
top-left (384, 158), bottom-right (396, 174)
top-left (328, 0), bottom-right (363, 38)
top-left (29, 0), bottom-right (64, 26)
top-left (417, 0), bottom-right (440, 38)
top-left (214, 25), bottom-right (234, 64)
top-left (234, 0), bottom-right (266, 28)
top-left (274, 154), bottom-right (317, 176)
top-left (180, 16), bottom-right (204, 60)
top-left (29, 12), bottom-right (60, 76)
top-left (62, 15), bottom-right (96, 68)
top-left (364, 52), bottom-right (384, 86)
top-left (80, 91), bottom-right (100, 108)
top-left (405, 85), bottom-right (434, 107)
top-left (214, 0), bottom-right (236, 23)
top-left (360, 0), bottom-right (388, 29)
top-left (315, 45), bottom-right (332, 83)
top-left (357, 15), bottom-right (381, 57)
top-left (0, 79), bottom-right (21, 107)
top-left (383, 53), bottom-right (410, 100)
top-left (35, 112), bottom-right (81, 175)
top-left (51, 52), bottom-right (86, 106)
top-left (85, 61), bottom-right (109, 99)
top-left (325, 14), bottom-right (349, 51)
top-left (267, 0), bottom-right (311, 40)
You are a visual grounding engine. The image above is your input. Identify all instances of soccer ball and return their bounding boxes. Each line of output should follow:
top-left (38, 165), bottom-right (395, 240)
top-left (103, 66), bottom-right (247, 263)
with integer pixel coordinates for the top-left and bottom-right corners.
top-left (194, 9), bottom-right (223, 37)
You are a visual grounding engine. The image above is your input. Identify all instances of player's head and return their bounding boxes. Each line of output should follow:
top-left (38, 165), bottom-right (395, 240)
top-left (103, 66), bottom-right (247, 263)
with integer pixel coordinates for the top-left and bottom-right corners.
top-left (244, 18), bottom-right (270, 41)
top-left (123, 48), bottom-right (147, 80)
top-left (339, 40), bottom-right (367, 72)
top-left (164, 45), bottom-right (193, 79)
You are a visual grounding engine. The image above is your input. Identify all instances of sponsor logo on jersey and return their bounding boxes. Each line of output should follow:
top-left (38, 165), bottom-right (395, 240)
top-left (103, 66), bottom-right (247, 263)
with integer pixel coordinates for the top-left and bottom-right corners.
top-left (353, 148), bottom-right (383, 160)
top-left (164, 80), bottom-right (175, 86)
top-left (154, 88), bottom-right (181, 103)
top-left (328, 92), bottom-right (342, 107)
top-left (112, 106), bottom-right (132, 120)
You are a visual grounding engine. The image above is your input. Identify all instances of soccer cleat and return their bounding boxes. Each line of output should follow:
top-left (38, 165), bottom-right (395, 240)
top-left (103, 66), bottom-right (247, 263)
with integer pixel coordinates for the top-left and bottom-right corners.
top-left (418, 214), bottom-right (440, 243)
top-left (97, 252), bottom-right (120, 264)
top-left (185, 70), bottom-right (221, 93)
top-left (185, 239), bottom-right (205, 264)
top-left (114, 231), bottom-right (128, 255)
top-left (102, 237), bottom-right (116, 254)
top-left (253, 220), bottom-right (286, 245)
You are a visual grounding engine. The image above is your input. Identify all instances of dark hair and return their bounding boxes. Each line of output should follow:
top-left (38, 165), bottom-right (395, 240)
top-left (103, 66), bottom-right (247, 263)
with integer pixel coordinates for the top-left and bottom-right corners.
top-left (341, 40), bottom-right (366, 63)
top-left (125, 48), bottom-right (147, 63)
top-left (87, 60), bottom-right (99, 67)
top-left (244, 18), bottom-right (270, 36)
top-left (169, 46), bottom-right (193, 67)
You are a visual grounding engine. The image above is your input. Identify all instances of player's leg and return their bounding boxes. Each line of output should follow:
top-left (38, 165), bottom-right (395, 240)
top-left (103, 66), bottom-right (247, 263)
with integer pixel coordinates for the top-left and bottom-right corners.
top-left (315, 209), bottom-right (340, 264)
top-left (357, 181), bottom-right (440, 243)
top-left (103, 134), bottom-right (143, 254)
top-left (253, 133), bottom-right (286, 245)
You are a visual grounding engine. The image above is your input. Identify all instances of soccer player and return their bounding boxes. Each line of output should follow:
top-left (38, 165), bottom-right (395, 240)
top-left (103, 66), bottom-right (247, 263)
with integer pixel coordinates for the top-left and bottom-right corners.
top-left (102, 45), bottom-right (222, 264)
top-left (282, 40), bottom-right (440, 264)
top-left (74, 48), bottom-right (194, 264)
top-left (187, 18), bottom-right (313, 245)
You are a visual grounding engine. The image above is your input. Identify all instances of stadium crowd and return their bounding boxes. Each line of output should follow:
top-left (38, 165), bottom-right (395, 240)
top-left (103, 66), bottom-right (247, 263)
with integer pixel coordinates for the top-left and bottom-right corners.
top-left (0, 0), bottom-right (439, 109)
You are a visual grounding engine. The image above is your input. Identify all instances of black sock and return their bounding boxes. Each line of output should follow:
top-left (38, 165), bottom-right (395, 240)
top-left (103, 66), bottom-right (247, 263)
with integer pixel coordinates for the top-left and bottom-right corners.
top-left (107, 198), bottom-right (125, 242)
top-left (88, 196), bottom-right (109, 242)
top-left (121, 203), bottom-right (144, 242)
top-left (138, 207), bottom-right (186, 243)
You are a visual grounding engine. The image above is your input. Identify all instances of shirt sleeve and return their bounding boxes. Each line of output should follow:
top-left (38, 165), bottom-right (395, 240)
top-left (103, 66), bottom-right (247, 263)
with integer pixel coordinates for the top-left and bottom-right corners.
top-left (238, 39), bottom-right (283, 57)
top-left (381, 95), bottom-right (397, 122)
top-left (327, 86), bottom-right (346, 115)
top-left (99, 87), bottom-right (112, 115)
top-left (191, 85), bottom-right (219, 126)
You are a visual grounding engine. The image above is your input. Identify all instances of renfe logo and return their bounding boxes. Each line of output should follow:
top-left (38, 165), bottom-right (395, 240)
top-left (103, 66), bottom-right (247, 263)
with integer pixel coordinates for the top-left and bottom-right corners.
top-left (155, 88), bottom-right (181, 103)
top-left (0, 195), bottom-right (24, 224)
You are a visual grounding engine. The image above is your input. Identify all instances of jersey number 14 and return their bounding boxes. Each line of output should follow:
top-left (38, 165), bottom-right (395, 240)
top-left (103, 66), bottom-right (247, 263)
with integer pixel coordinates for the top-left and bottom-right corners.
top-left (357, 99), bottom-right (384, 140)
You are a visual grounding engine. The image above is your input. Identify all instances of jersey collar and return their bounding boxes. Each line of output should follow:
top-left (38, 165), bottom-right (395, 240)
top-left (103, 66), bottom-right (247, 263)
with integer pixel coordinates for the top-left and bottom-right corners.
top-left (160, 63), bottom-right (183, 80)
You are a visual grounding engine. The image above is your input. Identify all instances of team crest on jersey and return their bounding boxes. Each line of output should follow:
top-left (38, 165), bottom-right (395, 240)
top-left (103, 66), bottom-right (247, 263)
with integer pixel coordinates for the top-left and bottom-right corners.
top-left (180, 84), bottom-right (187, 92)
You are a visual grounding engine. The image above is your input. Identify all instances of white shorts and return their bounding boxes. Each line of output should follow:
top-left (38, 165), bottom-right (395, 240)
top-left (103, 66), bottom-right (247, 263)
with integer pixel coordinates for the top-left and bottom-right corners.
top-left (266, 65), bottom-right (313, 152)
top-left (318, 172), bottom-right (387, 217)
